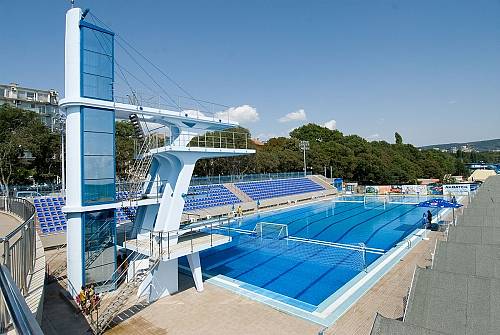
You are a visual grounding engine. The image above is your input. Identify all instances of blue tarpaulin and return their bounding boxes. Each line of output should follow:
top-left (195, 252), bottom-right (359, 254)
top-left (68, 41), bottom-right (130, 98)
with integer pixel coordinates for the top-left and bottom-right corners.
top-left (416, 198), bottom-right (463, 209)
top-left (417, 198), bottom-right (463, 225)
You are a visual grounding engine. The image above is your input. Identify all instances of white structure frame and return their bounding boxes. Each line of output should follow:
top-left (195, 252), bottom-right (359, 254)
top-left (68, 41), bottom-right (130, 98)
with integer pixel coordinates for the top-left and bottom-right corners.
top-left (60, 7), bottom-right (254, 299)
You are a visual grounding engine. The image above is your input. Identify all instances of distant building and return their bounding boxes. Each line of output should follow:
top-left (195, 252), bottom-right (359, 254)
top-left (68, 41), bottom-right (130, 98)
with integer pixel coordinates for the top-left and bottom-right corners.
top-left (460, 145), bottom-right (474, 153)
top-left (251, 138), bottom-right (266, 146)
top-left (0, 83), bottom-right (60, 131)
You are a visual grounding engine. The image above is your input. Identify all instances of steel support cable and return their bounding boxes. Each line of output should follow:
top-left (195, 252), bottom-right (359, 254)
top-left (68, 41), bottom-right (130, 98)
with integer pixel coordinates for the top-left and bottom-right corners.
top-left (89, 12), bottom-right (208, 112)
top-left (88, 16), bottom-right (139, 102)
top-left (87, 13), bottom-right (180, 110)
top-left (114, 38), bottom-right (181, 110)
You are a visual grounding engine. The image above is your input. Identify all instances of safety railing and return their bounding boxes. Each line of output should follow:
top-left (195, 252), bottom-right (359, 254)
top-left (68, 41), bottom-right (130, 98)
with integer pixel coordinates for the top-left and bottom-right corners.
top-left (116, 179), bottom-right (169, 204)
top-left (0, 265), bottom-right (43, 334)
top-left (2, 184), bottom-right (61, 197)
top-left (134, 126), bottom-right (250, 152)
top-left (114, 94), bottom-right (233, 123)
top-left (143, 218), bottom-right (232, 261)
top-left (189, 171), bottom-right (312, 186)
top-left (0, 197), bottom-right (37, 332)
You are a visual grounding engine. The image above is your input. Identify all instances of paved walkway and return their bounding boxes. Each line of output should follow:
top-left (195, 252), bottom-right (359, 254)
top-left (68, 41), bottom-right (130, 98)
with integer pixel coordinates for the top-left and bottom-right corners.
top-left (323, 231), bottom-right (444, 335)
top-left (107, 272), bottom-right (323, 335)
top-left (42, 248), bottom-right (92, 335)
top-left (0, 212), bottom-right (21, 236)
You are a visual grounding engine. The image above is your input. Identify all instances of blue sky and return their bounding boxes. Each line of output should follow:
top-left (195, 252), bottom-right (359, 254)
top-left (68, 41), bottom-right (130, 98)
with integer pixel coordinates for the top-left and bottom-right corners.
top-left (1, 0), bottom-right (499, 146)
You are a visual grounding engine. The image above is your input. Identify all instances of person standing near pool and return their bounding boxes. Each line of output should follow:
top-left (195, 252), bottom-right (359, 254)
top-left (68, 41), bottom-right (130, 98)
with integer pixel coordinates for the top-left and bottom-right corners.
top-left (422, 212), bottom-right (428, 228)
top-left (427, 210), bottom-right (433, 225)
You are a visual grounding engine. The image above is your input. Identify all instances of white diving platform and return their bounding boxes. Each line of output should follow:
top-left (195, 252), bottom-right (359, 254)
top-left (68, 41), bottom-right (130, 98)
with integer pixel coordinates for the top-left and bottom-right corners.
top-left (125, 231), bottom-right (231, 261)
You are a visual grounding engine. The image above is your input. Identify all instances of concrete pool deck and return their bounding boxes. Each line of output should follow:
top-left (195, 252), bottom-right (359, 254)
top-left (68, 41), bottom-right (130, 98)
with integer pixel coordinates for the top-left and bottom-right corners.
top-left (107, 272), bottom-right (323, 335)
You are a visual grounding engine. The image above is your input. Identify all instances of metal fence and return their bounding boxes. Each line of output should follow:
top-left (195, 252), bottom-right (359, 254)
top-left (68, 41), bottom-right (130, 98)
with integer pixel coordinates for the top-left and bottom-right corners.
top-left (0, 197), bottom-right (37, 332)
top-left (2, 184), bottom-right (62, 197)
top-left (189, 171), bottom-right (313, 186)
top-left (0, 265), bottom-right (43, 334)
top-left (136, 127), bottom-right (250, 152)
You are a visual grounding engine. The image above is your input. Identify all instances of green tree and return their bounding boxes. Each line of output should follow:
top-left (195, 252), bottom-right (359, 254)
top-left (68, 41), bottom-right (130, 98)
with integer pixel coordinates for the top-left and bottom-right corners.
top-left (0, 104), bottom-right (60, 194)
top-left (115, 121), bottom-right (136, 179)
top-left (395, 132), bottom-right (403, 145)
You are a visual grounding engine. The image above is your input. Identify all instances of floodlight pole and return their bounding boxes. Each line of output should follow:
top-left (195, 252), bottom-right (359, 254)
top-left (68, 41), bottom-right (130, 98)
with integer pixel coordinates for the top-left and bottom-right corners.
top-left (303, 148), bottom-right (306, 176)
top-left (299, 140), bottom-right (309, 177)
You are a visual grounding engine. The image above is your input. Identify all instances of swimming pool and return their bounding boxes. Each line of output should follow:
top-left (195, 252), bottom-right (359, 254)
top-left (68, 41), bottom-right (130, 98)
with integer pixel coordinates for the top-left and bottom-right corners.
top-left (187, 199), bottom-right (440, 324)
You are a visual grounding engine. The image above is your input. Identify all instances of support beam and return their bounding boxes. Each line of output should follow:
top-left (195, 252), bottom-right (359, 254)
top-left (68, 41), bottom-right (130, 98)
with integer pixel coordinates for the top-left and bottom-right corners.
top-left (187, 252), bottom-right (204, 292)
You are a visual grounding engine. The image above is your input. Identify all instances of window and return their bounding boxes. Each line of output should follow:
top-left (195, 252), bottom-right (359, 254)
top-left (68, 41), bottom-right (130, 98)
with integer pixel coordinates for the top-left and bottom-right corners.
top-left (84, 209), bottom-right (116, 287)
top-left (26, 92), bottom-right (35, 100)
top-left (80, 22), bottom-right (114, 101)
top-left (38, 93), bottom-right (49, 102)
top-left (81, 106), bottom-right (115, 205)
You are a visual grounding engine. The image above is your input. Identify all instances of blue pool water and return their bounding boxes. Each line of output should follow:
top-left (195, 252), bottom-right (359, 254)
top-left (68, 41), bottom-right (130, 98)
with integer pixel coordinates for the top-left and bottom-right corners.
top-left (194, 200), bottom-right (439, 308)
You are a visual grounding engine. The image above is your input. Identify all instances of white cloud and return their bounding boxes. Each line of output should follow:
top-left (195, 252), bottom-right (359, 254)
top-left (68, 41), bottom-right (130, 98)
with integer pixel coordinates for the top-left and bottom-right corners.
top-left (448, 100), bottom-right (457, 105)
top-left (216, 105), bottom-right (259, 124)
top-left (367, 133), bottom-right (380, 141)
top-left (323, 119), bottom-right (337, 130)
top-left (279, 109), bottom-right (307, 123)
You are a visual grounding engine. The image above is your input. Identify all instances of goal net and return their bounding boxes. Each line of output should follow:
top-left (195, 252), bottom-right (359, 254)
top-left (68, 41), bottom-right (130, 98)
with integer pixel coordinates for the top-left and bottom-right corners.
top-left (363, 195), bottom-right (387, 209)
top-left (253, 222), bottom-right (289, 240)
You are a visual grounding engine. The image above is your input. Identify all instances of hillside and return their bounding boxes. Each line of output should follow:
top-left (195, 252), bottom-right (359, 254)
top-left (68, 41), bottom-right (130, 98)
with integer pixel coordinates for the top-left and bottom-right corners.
top-left (420, 138), bottom-right (500, 152)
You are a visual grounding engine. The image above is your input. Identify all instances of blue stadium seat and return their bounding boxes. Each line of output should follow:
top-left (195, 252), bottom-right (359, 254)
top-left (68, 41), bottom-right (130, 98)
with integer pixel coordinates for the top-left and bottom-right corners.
top-left (235, 178), bottom-right (324, 201)
top-left (183, 184), bottom-right (241, 212)
top-left (34, 196), bottom-right (67, 236)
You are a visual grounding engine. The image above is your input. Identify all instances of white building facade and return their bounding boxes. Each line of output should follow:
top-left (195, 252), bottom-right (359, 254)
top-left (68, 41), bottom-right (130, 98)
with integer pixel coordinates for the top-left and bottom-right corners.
top-left (0, 83), bottom-right (60, 130)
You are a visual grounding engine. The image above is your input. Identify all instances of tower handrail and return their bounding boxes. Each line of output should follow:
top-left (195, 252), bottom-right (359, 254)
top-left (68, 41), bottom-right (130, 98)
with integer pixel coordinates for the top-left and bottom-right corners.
top-left (142, 125), bottom-right (249, 151)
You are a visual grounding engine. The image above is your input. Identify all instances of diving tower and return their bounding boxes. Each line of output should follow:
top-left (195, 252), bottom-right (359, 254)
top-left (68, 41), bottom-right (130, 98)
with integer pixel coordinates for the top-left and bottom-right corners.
top-left (60, 5), bottom-right (254, 307)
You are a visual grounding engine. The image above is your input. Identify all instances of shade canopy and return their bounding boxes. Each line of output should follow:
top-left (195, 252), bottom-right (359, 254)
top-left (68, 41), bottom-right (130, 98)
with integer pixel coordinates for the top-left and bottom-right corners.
top-left (416, 198), bottom-right (463, 209)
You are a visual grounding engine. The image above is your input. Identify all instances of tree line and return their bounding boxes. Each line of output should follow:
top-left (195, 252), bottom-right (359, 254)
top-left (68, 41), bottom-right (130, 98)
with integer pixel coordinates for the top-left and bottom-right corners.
top-left (188, 123), bottom-right (470, 185)
top-left (0, 103), bottom-right (480, 192)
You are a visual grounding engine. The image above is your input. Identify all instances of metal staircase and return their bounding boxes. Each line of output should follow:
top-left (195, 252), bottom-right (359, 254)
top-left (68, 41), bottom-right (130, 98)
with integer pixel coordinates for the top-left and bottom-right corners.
top-left (89, 237), bottom-right (166, 334)
top-left (124, 113), bottom-right (156, 202)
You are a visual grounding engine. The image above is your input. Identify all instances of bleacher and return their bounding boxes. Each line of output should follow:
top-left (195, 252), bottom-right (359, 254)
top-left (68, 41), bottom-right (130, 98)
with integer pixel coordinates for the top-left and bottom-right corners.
top-left (116, 207), bottom-right (137, 223)
top-left (34, 196), bottom-right (67, 235)
top-left (235, 177), bottom-right (324, 201)
top-left (33, 177), bottom-right (328, 234)
top-left (184, 184), bottom-right (241, 211)
top-left (34, 195), bottom-right (136, 236)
